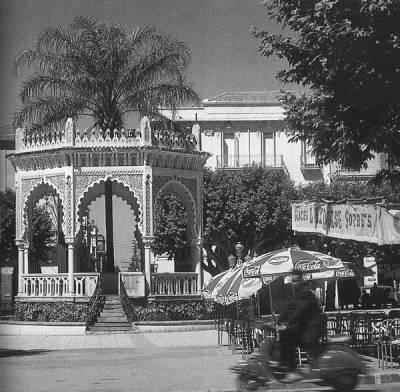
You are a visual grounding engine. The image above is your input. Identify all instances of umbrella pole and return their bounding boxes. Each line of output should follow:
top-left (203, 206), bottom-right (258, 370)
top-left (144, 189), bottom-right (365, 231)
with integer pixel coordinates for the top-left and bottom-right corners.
top-left (334, 280), bottom-right (339, 310)
top-left (257, 292), bottom-right (260, 318)
top-left (268, 284), bottom-right (274, 319)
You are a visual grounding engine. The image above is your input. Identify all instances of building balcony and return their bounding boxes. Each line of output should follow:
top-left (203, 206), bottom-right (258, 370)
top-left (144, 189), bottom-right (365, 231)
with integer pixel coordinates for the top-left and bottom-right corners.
top-left (330, 153), bottom-right (388, 182)
top-left (216, 154), bottom-right (284, 170)
top-left (300, 154), bottom-right (323, 181)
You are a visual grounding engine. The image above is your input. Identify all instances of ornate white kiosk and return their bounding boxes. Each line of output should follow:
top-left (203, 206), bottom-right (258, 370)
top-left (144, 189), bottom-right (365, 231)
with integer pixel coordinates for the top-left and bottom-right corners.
top-left (10, 117), bottom-right (209, 311)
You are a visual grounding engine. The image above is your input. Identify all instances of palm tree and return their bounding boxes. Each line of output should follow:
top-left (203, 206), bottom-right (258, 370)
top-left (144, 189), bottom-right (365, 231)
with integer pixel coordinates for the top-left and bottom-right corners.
top-left (15, 15), bottom-right (199, 133)
top-left (15, 16), bottom-right (199, 272)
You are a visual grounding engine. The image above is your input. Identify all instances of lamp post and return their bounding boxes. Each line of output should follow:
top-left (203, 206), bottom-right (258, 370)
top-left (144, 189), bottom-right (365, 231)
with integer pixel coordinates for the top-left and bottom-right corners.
top-left (81, 214), bottom-right (90, 245)
top-left (235, 242), bottom-right (244, 265)
top-left (244, 251), bottom-right (253, 263)
top-left (228, 254), bottom-right (236, 268)
top-left (90, 222), bottom-right (98, 271)
top-left (97, 234), bottom-right (106, 273)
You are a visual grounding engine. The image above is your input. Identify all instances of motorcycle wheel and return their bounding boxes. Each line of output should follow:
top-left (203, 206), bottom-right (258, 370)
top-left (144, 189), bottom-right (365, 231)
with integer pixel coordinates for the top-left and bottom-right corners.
top-left (235, 374), bottom-right (261, 391)
top-left (331, 370), bottom-right (359, 391)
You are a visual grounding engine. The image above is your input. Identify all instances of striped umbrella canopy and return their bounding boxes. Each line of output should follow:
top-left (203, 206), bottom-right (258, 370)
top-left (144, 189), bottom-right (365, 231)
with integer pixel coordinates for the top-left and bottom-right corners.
top-left (202, 269), bottom-right (233, 299)
top-left (242, 248), bottom-right (344, 281)
top-left (301, 262), bottom-right (375, 282)
top-left (213, 260), bottom-right (275, 305)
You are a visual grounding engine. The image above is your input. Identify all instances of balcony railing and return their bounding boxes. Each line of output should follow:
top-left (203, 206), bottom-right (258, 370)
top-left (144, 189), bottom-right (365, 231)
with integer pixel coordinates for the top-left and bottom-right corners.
top-left (15, 118), bottom-right (198, 153)
top-left (151, 272), bottom-right (198, 296)
top-left (119, 272), bottom-right (146, 298)
top-left (216, 154), bottom-right (283, 169)
top-left (21, 273), bottom-right (99, 298)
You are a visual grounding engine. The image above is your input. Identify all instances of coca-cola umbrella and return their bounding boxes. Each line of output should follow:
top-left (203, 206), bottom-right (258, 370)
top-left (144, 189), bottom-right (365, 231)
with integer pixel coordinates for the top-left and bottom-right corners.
top-left (202, 257), bottom-right (274, 305)
top-left (242, 248), bottom-right (344, 280)
top-left (213, 264), bottom-right (269, 305)
top-left (301, 262), bottom-right (375, 282)
top-left (202, 269), bottom-right (233, 300)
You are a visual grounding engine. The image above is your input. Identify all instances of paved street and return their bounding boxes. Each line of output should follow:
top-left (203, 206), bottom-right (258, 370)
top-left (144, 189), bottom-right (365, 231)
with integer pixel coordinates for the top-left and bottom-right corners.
top-left (0, 331), bottom-right (239, 392)
top-left (1, 330), bottom-right (400, 392)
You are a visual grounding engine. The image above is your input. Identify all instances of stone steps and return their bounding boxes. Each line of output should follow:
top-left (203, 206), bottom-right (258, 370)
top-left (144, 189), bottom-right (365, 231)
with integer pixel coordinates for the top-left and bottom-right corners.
top-left (88, 294), bottom-right (134, 334)
top-left (98, 317), bottom-right (129, 322)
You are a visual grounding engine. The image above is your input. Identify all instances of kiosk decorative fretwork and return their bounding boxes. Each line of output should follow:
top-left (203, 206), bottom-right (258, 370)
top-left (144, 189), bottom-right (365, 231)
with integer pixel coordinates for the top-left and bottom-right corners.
top-left (9, 117), bottom-right (210, 302)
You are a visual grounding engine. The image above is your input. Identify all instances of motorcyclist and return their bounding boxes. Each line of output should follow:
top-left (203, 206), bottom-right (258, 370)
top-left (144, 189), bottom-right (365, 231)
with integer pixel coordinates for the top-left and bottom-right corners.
top-left (277, 275), bottom-right (324, 383)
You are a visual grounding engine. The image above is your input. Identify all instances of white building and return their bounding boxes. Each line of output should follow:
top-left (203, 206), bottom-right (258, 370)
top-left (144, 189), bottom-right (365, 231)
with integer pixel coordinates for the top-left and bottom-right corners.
top-left (161, 91), bottom-right (387, 185)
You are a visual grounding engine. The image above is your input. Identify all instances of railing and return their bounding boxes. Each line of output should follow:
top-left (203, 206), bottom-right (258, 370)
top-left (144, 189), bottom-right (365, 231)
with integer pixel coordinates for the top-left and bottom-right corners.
top-left (21, 273), bottom-right (99, 298)
top-left (119, 275), bottom-right (134, 321)
top-left (120, 272), bottom-right (145, 298)
top-left (85, 279), bottom-right (104, 328)
top-left (151, 272), bottom-right (198, 296)
top-left (216, 154), bottom-right (283, 169)
top-left (15, 118), bottom-right (199, 153)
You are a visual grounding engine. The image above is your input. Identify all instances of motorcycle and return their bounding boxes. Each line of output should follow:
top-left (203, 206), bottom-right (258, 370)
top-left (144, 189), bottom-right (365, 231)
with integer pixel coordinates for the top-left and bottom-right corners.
top-left (230, 323), bottom-right (367, 391)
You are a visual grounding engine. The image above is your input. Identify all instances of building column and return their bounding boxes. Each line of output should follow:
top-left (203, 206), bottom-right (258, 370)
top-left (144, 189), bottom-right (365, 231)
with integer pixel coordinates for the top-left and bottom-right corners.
top-left (257, 131), bottom-right (263, 165)
top-left (23, 242), bottom-right (29, 274)
top-left (234, 132), bottom-right (240, 167)
top-left (66, 237), bottom-right (75, 296)
top-left (248, 130), bottom-right (251, 165)
top-left (143, 237), bottom-right (154, 294)
top-left (16, 240), bottom-right (24, 295)
top-left (220, 131), bottom-right (224, 168)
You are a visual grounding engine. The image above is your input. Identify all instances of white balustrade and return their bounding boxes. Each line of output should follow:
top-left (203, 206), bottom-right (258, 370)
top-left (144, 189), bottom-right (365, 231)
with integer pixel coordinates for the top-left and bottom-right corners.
top-left (151, 273), bottom-right (198, 296)
top-left (120, 272), bottom-right (146, 298)
top-left (18, 125), bottom-right (198, 152)
top-left (74, 274), bottom-right (99, 297)
top-left (21, 273), bottom-right (98, 298)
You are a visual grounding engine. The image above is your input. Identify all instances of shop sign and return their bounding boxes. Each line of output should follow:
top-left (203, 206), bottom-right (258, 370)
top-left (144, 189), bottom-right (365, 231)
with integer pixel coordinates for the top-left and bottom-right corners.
top-left (292, 202), bottom-right (400, 245)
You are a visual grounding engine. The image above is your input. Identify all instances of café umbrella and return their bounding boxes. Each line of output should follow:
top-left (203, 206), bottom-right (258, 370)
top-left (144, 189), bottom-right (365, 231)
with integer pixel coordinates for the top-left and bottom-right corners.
top-left (202, 269), bottom-right (233, 300)
top-left (214, 266), bottom-right (261, 305)
top-left (242, 248), bottom-right (344, 280)
top-left (202, 259), bottom-right (270, 305)
top-left (301, 262), bottom-right (375, 282)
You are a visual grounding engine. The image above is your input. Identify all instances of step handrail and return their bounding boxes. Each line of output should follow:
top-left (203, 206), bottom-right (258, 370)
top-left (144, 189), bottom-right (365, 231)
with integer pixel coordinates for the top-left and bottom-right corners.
top-left (119, 274), bottom-right (134, 322)
top-left (85, 279), bottom-right (105, 329)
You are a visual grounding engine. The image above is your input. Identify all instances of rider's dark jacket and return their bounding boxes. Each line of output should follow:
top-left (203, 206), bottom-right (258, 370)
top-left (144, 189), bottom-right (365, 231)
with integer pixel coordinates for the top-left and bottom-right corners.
top-left (278, 284), bottom-right (323, 345)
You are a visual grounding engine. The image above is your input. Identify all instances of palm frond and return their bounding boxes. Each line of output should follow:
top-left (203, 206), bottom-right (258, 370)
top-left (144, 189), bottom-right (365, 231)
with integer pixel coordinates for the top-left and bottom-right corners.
top-left (15, 16), bottom-right (199, 132)
top-left (15, 96), bottom-right (87, 132)
top-left (36, 25), bottom-right (76, 54)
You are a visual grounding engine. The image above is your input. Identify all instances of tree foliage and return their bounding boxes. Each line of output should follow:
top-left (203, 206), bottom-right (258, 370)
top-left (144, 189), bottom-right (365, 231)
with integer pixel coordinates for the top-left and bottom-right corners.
top-left (151, 193), bottom-right (188, 260)
top-left (15, 15), bottom-right (199, 133)
top-left (254, 0), bottom-right (400, 170)
top-left (30, 205), bottom-right (56, 263)
top-left (203, 166), bottom-right (297, 275)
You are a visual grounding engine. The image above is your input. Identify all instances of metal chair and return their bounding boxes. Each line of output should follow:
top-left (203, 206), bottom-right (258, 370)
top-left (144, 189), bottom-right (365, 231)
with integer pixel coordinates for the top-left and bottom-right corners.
top-left (373, 318), bottom-right (393, 369)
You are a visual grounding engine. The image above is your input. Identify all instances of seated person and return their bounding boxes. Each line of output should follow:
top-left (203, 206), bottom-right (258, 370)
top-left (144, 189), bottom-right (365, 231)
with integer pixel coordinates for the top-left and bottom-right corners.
top-left (361, 289), bottom-right (372, 309)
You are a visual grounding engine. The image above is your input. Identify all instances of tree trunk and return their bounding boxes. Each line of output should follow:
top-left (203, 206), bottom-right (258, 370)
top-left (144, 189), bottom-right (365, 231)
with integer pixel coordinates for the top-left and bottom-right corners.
top-left (104, 179), bottom-right (115, 272)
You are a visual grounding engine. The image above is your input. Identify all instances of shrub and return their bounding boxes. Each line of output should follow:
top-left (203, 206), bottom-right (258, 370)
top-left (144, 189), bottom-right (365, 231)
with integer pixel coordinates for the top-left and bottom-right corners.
top-left (130, 300), bottom-right (216, 321)
top-left (15, 302), bottom-right (87, 322)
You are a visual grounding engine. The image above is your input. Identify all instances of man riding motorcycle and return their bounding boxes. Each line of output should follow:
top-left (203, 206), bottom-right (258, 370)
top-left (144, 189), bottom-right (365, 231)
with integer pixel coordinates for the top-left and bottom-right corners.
top-left (277, 275), bottom-right (324, 382)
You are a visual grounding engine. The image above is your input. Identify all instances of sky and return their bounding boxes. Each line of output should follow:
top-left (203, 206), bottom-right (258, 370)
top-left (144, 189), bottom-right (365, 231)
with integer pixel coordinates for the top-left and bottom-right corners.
top-left (0, 0), bottom-right (287, 134)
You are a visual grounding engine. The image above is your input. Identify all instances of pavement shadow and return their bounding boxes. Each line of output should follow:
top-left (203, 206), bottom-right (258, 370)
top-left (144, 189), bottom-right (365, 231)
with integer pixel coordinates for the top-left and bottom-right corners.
top-left (0, 349), bottom-right (51, 358)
